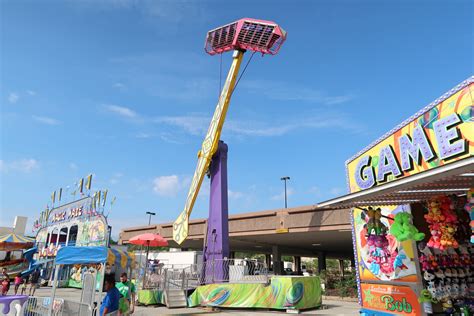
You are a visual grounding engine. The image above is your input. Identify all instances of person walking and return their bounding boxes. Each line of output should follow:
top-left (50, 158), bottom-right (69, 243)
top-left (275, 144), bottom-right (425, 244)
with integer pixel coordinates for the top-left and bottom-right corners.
top-left (100, 277), bottom-right (120, 316)
top-left (13, 274), bottom-right (23, 295)
top-left (28, 269), bottom-right (41, 296)
top-left (21, 275), bottom-right (29, 295)
top-left (116, 273), bottom-right (136, 315)
top-left (1, 268), bottom-right (10, 295)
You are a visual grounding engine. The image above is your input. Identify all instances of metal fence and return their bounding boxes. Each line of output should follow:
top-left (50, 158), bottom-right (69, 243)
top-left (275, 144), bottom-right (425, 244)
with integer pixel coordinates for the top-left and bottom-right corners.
top-left (198, 259), bottom-right (268, 285)
top-left (139, 258), bottom-right (269, 292)
top-left (22, 296), bottom-right (64, 316)
top-left (21, 296), bottom-right (93, 316)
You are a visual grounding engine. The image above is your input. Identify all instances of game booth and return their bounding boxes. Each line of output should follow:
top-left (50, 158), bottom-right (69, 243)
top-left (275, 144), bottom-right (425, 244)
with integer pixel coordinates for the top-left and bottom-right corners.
top-left (319, 77), bottom-right (474, 315)
top-left (31, 190), bottom-right (134, 288)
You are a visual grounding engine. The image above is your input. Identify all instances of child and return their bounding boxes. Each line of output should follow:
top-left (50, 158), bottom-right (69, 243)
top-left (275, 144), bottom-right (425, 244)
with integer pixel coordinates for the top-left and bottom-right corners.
top-left (1, 276), bottom-right (9, 296)
top-left (14, 274), bottom-right (22, 295)
top-left (21, 275), bottom-right (29, 295)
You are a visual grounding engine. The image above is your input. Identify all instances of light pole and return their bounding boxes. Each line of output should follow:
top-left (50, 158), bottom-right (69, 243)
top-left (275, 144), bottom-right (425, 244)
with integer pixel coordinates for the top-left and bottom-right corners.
top-left (146, 211), bottom-right (156, 225)
top-left (143, 211), bottom-right (156, 288)
top-left (280, 176), bottom-right (290, 208)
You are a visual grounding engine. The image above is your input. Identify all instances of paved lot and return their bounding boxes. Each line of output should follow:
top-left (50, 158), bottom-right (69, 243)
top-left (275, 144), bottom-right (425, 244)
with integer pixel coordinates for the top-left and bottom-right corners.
top-left (33, 287), bottom-right (360, 315)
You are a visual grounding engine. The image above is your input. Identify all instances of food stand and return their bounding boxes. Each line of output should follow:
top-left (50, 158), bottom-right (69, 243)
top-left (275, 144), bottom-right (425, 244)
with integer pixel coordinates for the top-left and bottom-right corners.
top-left (319, 77), bottom-right (473, 315)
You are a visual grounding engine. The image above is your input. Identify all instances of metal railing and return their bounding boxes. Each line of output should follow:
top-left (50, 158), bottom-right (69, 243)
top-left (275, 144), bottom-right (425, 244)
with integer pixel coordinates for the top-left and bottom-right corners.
top-left (198, 259), bottom-right (268, 285)
top-left (139, 258), bottom-right (269, 292)
top-left (21, 296), bottom-right (93, 316)
top-left (22, 296), bottom-right (64, 316)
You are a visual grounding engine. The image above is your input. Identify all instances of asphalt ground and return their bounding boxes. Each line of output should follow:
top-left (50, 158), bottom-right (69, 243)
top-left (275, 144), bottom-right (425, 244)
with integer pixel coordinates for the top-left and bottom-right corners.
top-left (29, 286), bottom-right (360, 315)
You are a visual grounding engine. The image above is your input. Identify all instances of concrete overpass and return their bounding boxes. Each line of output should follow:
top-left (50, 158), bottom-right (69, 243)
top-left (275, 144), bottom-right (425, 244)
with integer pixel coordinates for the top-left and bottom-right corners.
top-left (119, 205), bottom-right (354, 272)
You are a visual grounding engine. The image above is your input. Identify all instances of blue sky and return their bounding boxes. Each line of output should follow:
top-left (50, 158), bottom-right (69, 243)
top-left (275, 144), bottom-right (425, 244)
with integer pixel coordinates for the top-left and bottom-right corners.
top-left (1, 0), bottom-right (472, 238)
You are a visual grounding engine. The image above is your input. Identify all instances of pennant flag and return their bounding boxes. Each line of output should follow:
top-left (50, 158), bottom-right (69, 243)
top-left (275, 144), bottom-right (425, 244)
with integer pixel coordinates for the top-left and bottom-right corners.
top-left (85, 174), bottom-right (93, 190)
top-left (78, 178), bottom-right (84, 194)
top-left (51, 191), bottom-right (56, 204)
top-left (58, 188), bottom-right (62, 202)
top-left (111, 196), bottom-right (116, 206)
top-left (97, 191), bottom-right (101, 208)
top-left (102, 190), bottom-right (108, 207)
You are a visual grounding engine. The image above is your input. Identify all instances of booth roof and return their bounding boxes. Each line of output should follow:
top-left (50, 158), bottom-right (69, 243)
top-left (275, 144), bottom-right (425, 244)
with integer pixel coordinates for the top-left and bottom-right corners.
top-left (56, 246), bottom-right (108, 265)
top-left (55, 246), bottom-right (135, 268)
top-left (318, 157), bottom-right (474, 209)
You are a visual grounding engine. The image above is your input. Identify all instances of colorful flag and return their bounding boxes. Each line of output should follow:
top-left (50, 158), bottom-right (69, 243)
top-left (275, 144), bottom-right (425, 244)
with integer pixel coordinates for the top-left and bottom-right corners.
top-left (102, 190), bottom-right (108, 207)
top-left (58, 188), bottom-right (62, 202)
top-left (78, 178), bottom-right (84, 194)
top-left (111, 196), bottom-right (116, 206)
top-left (85, 174), bottom-right (92, 190)
top-left (97, 191), bottom-right (101, 208)
top-left (51, 191), bottom-right (56, 204)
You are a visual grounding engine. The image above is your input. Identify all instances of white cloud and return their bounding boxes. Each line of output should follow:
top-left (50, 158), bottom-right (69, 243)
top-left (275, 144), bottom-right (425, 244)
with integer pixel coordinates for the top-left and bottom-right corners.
top-left (329, 187), bottom-right (344, 196)
top-left (154, 115), bottom-right (209, 136)
top-left (135, 132), bottom-right (151, 139)
top-left (32, 115), bottom-right (61, 125)
top-left (8, 93), bottom-right (19, 104)
top-left (0, 159), bottom-right (39, 173)
top-left (241, 79), bottom-right (355, 106)
top-left (308, 186), bottom-right (321, 197)
top-left (109, 173), bottom-right (123, 185)
top-left (113, 82), bottom-right (125, 89)
top-left (228, 190), bottom-right (244, 200)
top-left (103, 104), bottom-right (138, 118)
top-left (69, 162), bottom-right (78, 170)
top-left (26, 90), bottom-right (36, 96)
top-left (155, 113), bottom-right (365, 138)
top-left (153, 175), bottom-right (182, 197)
top-left (271, 188), bottom-right (294, 202)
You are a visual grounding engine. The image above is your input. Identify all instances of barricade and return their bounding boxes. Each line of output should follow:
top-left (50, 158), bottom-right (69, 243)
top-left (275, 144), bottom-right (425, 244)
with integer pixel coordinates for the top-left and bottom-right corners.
top-left (21, 296), bottom-right (93, 316)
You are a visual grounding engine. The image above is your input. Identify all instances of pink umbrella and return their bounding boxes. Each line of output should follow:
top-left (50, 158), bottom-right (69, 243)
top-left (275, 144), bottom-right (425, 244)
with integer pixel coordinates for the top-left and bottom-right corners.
top-left (129, 233), bottom-right (168, 247)
top-left (129, 233), bottom-right (168, 288)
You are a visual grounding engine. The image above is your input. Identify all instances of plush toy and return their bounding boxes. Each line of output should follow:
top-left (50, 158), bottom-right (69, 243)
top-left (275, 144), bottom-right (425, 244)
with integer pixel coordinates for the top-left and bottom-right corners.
top-left (373, 208), bottom-right (386, 235)
top-left (425, 198), bottom-right (445, 223)
top-left (366, 207), bottom-right (386, 235)
top-left (442, 299), bottom-right (455, 314)
top-left (427, 223), bottom-right (442, 249)
top-left (418, 289), bottom-right (435, 304)
top-left (439, 224), bottom-right (459, 249)
top-left (367, 207), bottom-right (376, 235)
top-left (390, 212), bottom-right (425, 242)
top-left (393, 253), bottom-right (407, 271)
top-left (465, 189), bottom-right (474, 243)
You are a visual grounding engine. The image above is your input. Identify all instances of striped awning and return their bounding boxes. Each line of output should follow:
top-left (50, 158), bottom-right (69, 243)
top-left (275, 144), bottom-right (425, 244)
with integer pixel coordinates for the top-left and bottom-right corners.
top-left (0, 232), bottom-right (35, 243)
top-left (108, 248), bottom-right (135, 269)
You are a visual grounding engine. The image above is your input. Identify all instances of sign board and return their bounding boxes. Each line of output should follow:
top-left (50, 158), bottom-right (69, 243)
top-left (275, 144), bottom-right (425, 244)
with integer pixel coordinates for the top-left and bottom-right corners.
top-left (347, 79), bottom-right (473, 193)
top-left (360, 283), bottom-right (421, 315)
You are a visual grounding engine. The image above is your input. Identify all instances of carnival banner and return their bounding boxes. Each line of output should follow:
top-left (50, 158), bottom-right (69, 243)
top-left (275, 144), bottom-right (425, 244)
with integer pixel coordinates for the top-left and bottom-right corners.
top-left (188, 276), bottom-right (322, 310)
top-left (353, 205), bottom-right (418, 283)
top-left (347, 82), bottom-right (473, 193)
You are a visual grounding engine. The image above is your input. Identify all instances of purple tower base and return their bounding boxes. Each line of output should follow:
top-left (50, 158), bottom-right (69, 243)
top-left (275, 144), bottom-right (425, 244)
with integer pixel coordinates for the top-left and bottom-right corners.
top-left (202, 141), bottom-right (230, 284)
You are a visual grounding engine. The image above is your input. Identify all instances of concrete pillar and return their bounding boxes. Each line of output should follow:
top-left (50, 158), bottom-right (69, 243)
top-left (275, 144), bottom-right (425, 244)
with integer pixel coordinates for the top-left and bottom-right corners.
top-left (318, 252), bottom-right (326, 273)
top-left (338, 259), bottom-right (345, 277)
top-left (294, 256), bottom-right (302, 275)
top-left (265, 254), bottom-right (272, 271)
top-left (272, 246), bottom-right (283, 275)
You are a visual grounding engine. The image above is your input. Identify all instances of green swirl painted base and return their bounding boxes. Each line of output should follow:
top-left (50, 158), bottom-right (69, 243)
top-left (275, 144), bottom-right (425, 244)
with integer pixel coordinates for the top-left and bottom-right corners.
top-left (188, 276), bottom-right (322, 310)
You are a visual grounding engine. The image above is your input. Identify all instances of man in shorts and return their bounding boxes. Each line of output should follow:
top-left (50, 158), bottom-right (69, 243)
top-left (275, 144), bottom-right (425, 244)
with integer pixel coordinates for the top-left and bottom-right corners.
top-left (29, 269), bottom-right (41, 296)
top-left (116, 272), bottom-right (136, 315)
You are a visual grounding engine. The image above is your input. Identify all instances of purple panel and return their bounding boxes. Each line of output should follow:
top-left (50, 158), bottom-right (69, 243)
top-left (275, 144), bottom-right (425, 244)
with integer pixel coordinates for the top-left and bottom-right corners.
top-left (203, 141), bottom-right (230, 284)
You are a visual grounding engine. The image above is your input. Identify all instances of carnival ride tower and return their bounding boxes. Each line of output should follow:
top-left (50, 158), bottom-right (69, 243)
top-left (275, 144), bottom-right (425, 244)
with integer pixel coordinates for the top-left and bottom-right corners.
top-left (172, 18), bottom-right (286, 281)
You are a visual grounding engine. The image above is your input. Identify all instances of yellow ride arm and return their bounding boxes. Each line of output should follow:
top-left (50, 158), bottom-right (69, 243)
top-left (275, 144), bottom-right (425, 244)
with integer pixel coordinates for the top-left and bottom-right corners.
top-left (173, 50), bottom-right (244, 244)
